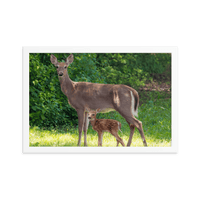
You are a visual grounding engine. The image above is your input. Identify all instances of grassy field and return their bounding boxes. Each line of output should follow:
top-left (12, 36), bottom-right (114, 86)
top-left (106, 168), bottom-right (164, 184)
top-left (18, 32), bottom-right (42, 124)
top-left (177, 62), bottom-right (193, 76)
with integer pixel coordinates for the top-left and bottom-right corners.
top-left (29, 93), bottom-right (171, 147)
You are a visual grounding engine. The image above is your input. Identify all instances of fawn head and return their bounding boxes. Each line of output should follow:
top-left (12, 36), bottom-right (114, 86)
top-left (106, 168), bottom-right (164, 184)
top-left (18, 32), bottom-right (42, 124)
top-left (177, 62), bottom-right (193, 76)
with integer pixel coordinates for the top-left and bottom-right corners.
top-left (86, 108), bottom-right (101, 121)
top-left (50, 54), bottom-right (74, 77)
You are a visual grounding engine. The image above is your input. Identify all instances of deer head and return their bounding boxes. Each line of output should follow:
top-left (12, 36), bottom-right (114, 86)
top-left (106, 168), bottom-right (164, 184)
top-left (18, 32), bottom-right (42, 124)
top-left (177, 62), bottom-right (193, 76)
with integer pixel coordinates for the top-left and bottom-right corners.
top-left (50, 54), bottom-right (74, 77)
top-left (86, 108), bottom-right (101, 121)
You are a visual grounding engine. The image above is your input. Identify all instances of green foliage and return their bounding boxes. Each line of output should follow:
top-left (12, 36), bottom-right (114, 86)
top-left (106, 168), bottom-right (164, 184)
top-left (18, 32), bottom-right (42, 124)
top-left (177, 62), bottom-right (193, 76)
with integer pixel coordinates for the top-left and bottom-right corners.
top-left (67, 53), bottom-right (106, 83)
top-left (29, 53), bottom-right (104, 128)
top-left (96, 53), bottom-right (171, 88)
top-left (29, 53), bottom-right (171, 128)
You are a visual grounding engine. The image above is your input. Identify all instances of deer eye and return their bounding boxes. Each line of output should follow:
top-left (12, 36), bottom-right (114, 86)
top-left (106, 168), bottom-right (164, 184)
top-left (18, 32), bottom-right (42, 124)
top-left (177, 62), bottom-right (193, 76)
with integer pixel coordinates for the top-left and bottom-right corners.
top-left (56, 66), bottom-right (58, 68)
top-left (92, 114), bottom-right (95, 116)
top-left (64, 66), bottom-right (67, 68)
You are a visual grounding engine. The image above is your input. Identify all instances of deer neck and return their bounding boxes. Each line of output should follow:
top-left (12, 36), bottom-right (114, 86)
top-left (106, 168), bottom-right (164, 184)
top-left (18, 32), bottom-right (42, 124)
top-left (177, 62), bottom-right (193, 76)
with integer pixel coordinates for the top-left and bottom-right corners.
top-left (58, 71), bottom-right (73, 97)
top-left (90, 118), bottom-right (97, 127)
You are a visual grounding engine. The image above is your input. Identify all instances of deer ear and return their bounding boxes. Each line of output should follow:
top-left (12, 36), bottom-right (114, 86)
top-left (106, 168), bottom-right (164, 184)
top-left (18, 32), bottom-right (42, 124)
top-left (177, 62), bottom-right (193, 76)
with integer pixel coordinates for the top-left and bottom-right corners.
top-left (50, 54), bottom-right (58, 65)
top-left (96, 108), bottom-right (101, 113)
top-left (66, 54), bottom-right (74, 65)
top-left (85, 107), bottom-right (90, 112)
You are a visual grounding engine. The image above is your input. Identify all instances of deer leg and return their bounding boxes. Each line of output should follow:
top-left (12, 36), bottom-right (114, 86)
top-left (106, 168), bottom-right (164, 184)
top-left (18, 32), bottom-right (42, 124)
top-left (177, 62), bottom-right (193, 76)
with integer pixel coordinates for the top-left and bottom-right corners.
top-left (117, 135), bottom-right (125, 147)
top-left (126, 121), bottom-right (136, 146)
top-left (97, 132), bottom-right (103, 146)
top-left (135, 120), bottom-right (147, 147)
top-left (111, 131), bottom-right (125, 147)
top-left (115, 108), bottom-right (147, 147)
top-left (128, 117), bottom-right (147, 147)
top-left (83, 112), bottom-right (89, 146)
top-left (77, 109), bottom-right (85, 146)
top-left (100, 133), bottom-right (104, 146)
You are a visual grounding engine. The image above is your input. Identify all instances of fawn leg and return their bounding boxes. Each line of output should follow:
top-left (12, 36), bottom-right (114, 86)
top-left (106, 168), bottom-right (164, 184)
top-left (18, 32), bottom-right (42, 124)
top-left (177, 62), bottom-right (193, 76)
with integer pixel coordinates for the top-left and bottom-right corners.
top-left (117, 135), bottom-right (125, 147)
top-left (111, 131), bottom-right (125, 147)
top-left (98, 132), bottom-right (103, 146)
top-left (98, 132), bottom-right (101, 146)
top-left (100, 132), bottom-right (104, 146)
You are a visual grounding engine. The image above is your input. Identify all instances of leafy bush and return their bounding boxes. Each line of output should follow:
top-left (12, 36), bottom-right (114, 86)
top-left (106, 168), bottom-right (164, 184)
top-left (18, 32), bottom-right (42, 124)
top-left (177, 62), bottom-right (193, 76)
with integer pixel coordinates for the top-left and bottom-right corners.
top-left (29, 53), bottom-right (171, 128)
top-left (96, 53), bottom-right (171, 88)
top-left (29, 53), bottom-right (105, 128)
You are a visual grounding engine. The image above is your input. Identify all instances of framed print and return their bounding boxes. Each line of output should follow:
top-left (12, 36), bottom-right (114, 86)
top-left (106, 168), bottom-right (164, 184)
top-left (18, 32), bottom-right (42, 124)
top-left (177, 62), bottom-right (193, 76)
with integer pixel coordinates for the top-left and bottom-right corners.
top-left (23, 46), bottom-right (178, 153)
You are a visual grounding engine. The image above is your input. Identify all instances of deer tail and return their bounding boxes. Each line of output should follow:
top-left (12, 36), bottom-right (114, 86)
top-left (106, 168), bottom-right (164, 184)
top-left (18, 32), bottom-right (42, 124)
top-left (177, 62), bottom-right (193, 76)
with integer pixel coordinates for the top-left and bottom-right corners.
top-left (130, 90), bottom-right (139, 117)
top-left (118, 122), bottom-right (122, 132)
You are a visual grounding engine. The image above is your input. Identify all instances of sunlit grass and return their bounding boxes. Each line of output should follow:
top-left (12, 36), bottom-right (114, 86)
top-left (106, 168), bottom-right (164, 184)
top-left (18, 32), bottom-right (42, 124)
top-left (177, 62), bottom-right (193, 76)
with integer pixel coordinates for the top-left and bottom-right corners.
top-left (29, 98), bottom-right (171, 147)
top-left (29, 127), bottom-right (171, 147)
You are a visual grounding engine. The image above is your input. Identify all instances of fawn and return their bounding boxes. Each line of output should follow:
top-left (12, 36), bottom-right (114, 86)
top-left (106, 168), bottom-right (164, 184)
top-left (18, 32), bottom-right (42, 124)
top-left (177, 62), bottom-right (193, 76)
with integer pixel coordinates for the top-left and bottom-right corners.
top-left (50, 54), bottom-right (147, 147)
top-left (86, 108), bottom-right (125, 147)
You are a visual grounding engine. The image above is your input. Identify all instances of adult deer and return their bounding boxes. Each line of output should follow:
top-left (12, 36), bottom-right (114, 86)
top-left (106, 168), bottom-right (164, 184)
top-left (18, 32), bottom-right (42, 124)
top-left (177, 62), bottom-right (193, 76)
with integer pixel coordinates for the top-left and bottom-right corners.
top-left (50, 54), bottom-right (147, 147)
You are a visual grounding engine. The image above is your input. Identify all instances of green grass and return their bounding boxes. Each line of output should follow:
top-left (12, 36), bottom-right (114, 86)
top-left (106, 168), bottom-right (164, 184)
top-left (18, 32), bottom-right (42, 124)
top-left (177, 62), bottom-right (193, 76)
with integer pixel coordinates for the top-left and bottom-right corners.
top-left (29, 97), bottom-right (171, 147)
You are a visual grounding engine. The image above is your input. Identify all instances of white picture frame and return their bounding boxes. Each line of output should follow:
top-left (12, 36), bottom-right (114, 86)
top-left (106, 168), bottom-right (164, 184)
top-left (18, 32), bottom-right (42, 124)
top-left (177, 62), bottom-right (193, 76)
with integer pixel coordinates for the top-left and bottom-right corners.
top-left (21, 44), bottom-right (179, 155)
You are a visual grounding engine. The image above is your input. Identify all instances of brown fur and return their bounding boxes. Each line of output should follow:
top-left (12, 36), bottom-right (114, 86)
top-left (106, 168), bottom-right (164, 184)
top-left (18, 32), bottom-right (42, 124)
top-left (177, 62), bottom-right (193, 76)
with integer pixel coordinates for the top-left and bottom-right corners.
top-left (50, 54), bottom-right (147, 147)
top-left (87, 109), bottom-right (125, 147)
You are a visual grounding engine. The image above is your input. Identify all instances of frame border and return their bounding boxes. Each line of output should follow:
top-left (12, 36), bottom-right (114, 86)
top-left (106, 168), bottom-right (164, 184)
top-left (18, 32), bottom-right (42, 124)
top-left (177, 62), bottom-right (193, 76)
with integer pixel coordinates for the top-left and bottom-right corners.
top-left (20, 44), bottom-right (179, 155)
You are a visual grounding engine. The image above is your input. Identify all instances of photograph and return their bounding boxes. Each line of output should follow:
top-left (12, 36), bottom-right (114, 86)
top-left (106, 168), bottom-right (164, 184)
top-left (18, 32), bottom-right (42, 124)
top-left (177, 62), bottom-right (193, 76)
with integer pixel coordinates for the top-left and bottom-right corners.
top-left (23, 47), bottom-right (177, 153)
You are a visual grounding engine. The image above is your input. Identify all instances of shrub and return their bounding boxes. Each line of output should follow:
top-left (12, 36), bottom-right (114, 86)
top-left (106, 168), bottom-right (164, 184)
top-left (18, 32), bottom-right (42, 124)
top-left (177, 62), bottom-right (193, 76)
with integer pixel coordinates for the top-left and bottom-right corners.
top-left (29, 53), bottom-right (105, 128)
top-left (29, 53), bottom-right (171, 128)
top-left (96, 53), bottom-right (171, 88)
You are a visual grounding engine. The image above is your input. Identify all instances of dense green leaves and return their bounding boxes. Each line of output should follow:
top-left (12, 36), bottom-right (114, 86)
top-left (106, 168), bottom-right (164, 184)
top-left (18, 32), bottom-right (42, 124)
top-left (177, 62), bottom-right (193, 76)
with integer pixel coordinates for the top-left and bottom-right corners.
top-left (29, 53), bottom-right (171, 127)
top-left (29, 53), bottom-right (105, 128)
top-left (96, 53), bottom-right (171, 87)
